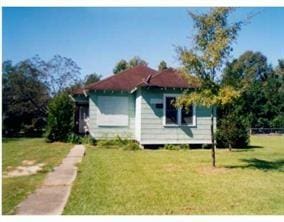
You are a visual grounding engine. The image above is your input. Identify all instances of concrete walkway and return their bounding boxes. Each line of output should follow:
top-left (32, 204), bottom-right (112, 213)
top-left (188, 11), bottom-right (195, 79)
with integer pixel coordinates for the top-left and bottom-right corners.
top-left (16, 144), bottom-right (85, 215)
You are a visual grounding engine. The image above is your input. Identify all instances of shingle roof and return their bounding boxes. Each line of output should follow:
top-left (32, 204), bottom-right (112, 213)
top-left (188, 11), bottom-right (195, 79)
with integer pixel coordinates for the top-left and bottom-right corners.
top-left (138, 68), bottom-right (197, 89)
top-left (85, 65), bottom-right (158, 92)
top-left (72, 65), bottom-right (197, 95)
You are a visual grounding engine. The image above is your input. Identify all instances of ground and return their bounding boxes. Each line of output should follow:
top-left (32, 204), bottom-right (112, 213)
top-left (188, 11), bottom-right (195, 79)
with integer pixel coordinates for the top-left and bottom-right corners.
top-left (64, 136), bottom-right (284, 215)
top-left (2, 138), bottom-right (72, 214)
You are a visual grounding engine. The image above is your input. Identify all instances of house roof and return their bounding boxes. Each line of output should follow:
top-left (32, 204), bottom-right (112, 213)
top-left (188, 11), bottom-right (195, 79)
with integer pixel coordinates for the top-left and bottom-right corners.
top-left (85, 65), bottom-right (158, 92)
top-left (72, 65), bottom-right (197, 95)
top-left (138, 68), bottom-right (196, 89)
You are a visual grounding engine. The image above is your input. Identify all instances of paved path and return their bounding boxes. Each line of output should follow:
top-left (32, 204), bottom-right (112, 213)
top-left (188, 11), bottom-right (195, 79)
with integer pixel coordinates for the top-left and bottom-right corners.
top-left (16, 144), bottom-right (85, 215)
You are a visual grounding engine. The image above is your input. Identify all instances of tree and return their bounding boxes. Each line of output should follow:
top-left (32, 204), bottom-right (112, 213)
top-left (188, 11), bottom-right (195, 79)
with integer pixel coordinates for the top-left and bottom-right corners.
top-left (158, 60), bottom-right (168, 71)
top-left (35, 55), bottom-right (81, 96)
top-left (45, 92), bottom-right (74, 142)
top-left (113, 59), bottom-right (129, 74)
top-left (176, 8), bottom-right (243, 167)
top-left (129, 56), bottom-right (147, 67)
top-left (84, 72), bottom-right (102, 85)
top-left (222, 51), bottom-right (280, 128)
top-left (113, 56), bottom-right (148, 74)
top-left (2, 60), bottom-right (50, 136)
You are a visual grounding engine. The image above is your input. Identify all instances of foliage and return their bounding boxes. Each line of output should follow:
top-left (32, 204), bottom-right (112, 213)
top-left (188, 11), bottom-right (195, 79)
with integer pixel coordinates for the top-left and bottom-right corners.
top-left (129, 56), bottom-right (148, 67)
top-left (81, 135), bottom-right (96, 145)
top-left (2, 60), bottom-right (50, 137)
top-left (34, 55), bottom-right (82, 96)
top-left (45, 92), bottom-right (75, 142)
top-left (67, 133), bottom-right (82, 144)
top-left (84, 72), bottom-right (102, 85)
top-left (96, 136), bottom-right (140, 151)
top-left (164, 144), bottom-right (189, 150)
top-left (176, 8), bottom-right (243, 166)
top-left (113, 56), bottom-right (148, 74)
top-left (158, 60), bottom-right (168, 71)
top-left (221, 51), bottom-right (284, 128)
top-left (113, 59), bottom-right (129, 74)
top-left (216, 110), bottom-right (249, 148)
top-left (64, 136), bottom-right (284, 214)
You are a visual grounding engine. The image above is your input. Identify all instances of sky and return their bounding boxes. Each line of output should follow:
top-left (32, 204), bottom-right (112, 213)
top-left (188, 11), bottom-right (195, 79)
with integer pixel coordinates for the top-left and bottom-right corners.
top-left (3, 7), bottom-right (284, 78)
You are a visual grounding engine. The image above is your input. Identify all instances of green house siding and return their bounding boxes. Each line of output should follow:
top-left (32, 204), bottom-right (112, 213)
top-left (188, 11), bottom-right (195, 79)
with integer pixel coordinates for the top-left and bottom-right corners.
top-left (140, 88), bottom-right (214, 144)
top-left (88, 91), bottom-right (135, 139)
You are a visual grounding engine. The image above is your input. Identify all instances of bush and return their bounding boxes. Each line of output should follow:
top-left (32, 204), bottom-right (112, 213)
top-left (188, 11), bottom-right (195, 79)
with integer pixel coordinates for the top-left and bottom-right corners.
top-left (123, 141), bottom-right (141, 151)
top-left (81, 135), bottom-right (96, 145)
top-left (96, 135), bottom-right (141, 150)
top-left (66, 133), bottom-right (82, 144)
top-left (216, 113), bottom-right (249, 148)
top-left (164, 144), bottom-right (189, 150)
top-left (45, 92), bottom-right (74, 142)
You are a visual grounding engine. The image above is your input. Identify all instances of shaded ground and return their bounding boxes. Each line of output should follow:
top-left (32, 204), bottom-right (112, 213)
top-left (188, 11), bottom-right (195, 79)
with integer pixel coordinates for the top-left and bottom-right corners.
top-left (64, 135), bottom-right (284, 215)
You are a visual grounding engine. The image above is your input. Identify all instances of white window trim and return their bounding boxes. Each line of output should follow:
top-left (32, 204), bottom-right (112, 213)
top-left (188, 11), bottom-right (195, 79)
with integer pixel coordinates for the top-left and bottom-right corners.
top-left (163, 94), bottom-right (196, 127)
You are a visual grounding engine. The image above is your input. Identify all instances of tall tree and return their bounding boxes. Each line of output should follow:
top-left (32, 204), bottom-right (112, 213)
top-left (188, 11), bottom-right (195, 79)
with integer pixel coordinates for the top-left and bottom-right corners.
top-left (84, 72), bottom-right (102, 85)
top-left (129, 56), bottom-right (147, 67)
top-left (176, 8), bottom-right (243, 167)
top-left (113, 56), bottom-right (148, 74)
top-left (158, 60), bottom-right (168, 71)
top-left (35, 55), bottom-right (81, 96)
top-left (2, 60), bottom-right (50, 136)
top-left (113, 59), bottom-right (129, 74)
top-left (222, 51), bottom-right (278, 128)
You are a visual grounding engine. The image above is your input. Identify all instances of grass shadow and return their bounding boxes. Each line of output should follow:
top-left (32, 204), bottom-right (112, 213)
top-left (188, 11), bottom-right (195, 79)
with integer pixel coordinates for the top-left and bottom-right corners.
top-left (226, 158), bottom-right (284, 172)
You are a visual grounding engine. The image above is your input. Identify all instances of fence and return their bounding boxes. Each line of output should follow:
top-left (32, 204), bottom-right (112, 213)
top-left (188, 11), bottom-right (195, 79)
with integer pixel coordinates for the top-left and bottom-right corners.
top-left (250, 128), bottom-right (284, 135)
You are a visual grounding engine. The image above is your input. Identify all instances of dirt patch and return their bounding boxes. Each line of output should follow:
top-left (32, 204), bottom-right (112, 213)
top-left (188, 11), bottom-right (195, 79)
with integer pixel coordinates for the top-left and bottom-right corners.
top-left (3, 160), bottom-right (45, 178)
top-left (195, 165), bottom-right (228, 175)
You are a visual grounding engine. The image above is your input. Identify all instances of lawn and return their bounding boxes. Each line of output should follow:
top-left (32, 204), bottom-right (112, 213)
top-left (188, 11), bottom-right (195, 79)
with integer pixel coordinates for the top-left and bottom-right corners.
top-left (2, 138), bottom-right (72, 215)
top-left (64, 135), bottom-right (284, 215)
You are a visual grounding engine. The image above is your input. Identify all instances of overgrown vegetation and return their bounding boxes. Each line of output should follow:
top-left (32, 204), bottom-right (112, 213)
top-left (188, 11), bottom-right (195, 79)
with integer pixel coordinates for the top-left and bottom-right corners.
top-left (164, 144), bottom-right (189, 150)
top-left (96, 136), bottom-right (141, 151)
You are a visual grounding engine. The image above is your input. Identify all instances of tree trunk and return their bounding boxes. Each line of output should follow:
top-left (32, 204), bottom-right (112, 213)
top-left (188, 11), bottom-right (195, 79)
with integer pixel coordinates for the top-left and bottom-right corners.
top-left (211, 107), bottom-right (216, 167)
top-left (229, 143), bottom-right (232, 152)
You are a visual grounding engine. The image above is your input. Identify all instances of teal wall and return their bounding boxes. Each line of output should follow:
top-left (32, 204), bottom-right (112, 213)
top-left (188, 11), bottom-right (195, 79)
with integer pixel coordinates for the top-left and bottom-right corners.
top-left (87, 88), bottom-right (215, 144)
top-left (140, 88), bottom-right (214, 144)
top-left (88, 91), bottom-right (135, 139)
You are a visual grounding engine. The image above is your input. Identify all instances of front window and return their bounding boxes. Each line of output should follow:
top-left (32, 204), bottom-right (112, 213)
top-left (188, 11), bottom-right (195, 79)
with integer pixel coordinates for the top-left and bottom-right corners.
top-left (164, 95), bottom-right (195, 126)
top-left (165, 97), bottom-right (178, 124)
top-left (181, 105), bottom-right (193, 125)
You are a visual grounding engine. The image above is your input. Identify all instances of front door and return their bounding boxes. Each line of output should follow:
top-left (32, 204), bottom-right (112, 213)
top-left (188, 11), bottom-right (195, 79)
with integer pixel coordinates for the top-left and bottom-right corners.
top-left (78, 106), bottom-right (89, 134)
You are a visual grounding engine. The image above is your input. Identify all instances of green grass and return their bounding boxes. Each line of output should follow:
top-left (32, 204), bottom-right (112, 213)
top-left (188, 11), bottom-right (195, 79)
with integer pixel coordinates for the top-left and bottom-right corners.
top-left (64, 135), bottom-right (284, 215)
top-left (2, 138), bottom-right (72, 214)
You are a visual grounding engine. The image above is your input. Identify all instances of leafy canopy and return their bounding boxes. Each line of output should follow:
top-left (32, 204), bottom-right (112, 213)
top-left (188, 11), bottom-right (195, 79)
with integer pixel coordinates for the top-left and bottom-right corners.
top-left (176, 8), bottom-right (243, 108)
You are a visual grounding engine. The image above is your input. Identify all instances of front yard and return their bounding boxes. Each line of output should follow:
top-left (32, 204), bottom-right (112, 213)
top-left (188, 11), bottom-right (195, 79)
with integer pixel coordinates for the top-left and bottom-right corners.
top-left (2, 138), bottom-right (72, 214)
top-left (64, 136), bottom-right (284, 215)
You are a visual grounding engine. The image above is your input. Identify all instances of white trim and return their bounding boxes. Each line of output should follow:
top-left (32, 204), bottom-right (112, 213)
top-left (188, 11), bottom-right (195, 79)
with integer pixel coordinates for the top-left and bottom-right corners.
top-left (163, 94), bottom-right (196, 127)
top-left (135, 91), bottom-right (142, 142)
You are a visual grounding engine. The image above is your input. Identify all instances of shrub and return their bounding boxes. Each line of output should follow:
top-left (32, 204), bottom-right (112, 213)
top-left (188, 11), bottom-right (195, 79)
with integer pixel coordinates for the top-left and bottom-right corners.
top-left (45, 92), bottom-right (74, 142)
top-left (66, 133), bottom-right (82, 144)
top-left (96, 135), bottom-right (141, 150)
top-left (123, 141), bottom-right (141, 151)
top-left (216, 113), bottom-right (249, 148)
top-left (81, 135), bottom-right (96, 145)
top-left (164, 144), bottom-right (189, 150)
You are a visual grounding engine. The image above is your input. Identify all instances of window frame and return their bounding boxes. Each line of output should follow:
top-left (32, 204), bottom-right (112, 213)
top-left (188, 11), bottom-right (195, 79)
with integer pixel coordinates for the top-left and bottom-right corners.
top-left (163, 94), bottom-right (196, 127)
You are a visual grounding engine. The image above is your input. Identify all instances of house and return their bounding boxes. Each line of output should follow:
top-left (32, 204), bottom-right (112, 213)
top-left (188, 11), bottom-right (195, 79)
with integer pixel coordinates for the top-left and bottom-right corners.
top-left (72, 65), bottom-right (216, 146)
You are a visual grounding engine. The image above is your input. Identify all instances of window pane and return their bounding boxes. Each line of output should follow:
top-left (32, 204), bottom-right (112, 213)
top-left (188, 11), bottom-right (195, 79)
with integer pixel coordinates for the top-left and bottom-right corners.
top-left (165, 97), bottom-right (178, 124)
top-left (181, 105), bottom-right (193, 125)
